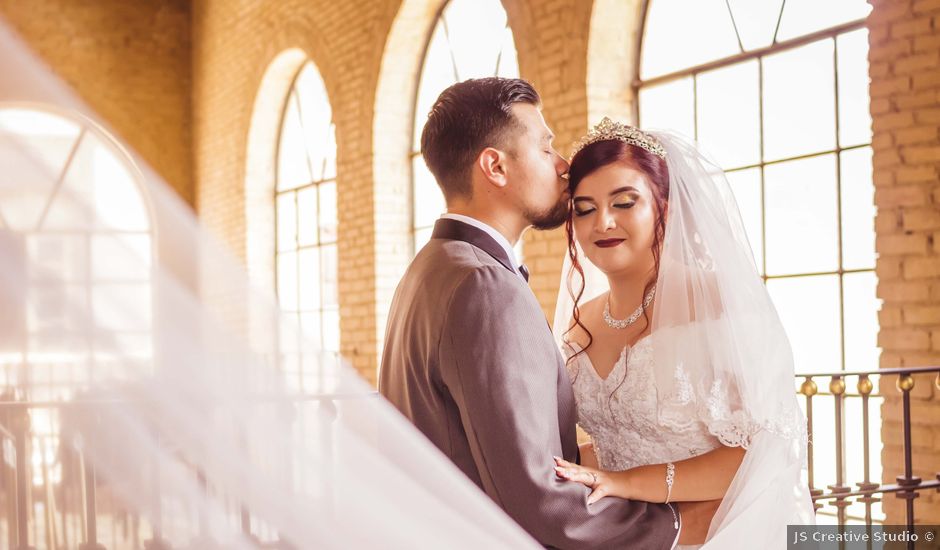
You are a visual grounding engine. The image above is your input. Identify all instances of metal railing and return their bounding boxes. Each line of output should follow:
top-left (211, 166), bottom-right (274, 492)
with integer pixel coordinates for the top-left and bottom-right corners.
top-left (2, 367), bottom-right (940, 548)
top-left (0, 392), bottom-right (377, 550)
top-left (797, 365), bottom-right (940, 535)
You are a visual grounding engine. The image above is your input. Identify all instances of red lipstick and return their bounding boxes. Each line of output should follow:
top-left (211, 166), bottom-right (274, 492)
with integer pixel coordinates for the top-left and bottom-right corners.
top-left (594, 239), bottom-right (625, 248)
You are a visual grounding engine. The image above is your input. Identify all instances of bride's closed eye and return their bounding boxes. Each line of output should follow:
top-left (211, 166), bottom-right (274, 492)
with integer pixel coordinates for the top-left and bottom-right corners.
top-left (574, 201), bottom-right (635, 217)
top-left (574, 206), bottom-right (595, 217)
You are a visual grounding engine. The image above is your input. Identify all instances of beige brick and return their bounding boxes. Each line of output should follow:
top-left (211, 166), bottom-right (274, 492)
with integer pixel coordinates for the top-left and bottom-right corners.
top-left (930, 280), bottom-right (940, 301)
top-left (912, 69), bottom-right (940, 90)
top-left (914, 32), bottom-right (940, 52)
top-left (878, 231), bottom-right (929, 255)
top-left (873, 148), bottom-right (903, 168)
top-left (880, 351), bottom-right (906, 369)
top-left (895, 89), bottom-right (940, 109)
top-left (872, 1), bottom-right (913, 22)
top-left (904, 304), bottom-right (940, 324)
top-left (900, 144), bottom-right (940, 163)
top-left (870, 60), bottom-right (892, 78)
top-left (871, 97), bottom-right (894, 116)
top-left (894, 52), bottom-right (940, 75)
top-left (871, 37), bottom-right (913, 61)
top-left (881, 420), bottom-right (936, 450)
top-left (895, 124), bottom-right (940, 144)
top-left (892, 17), bottom-right (934, 38)
top-left (875, 111), bottom-right (917, 133)
top-left (872, 131), bottom-right (896, 150)
top-left (931, 330), bottom-right (940, 351)
top-left (904, 256), bottom-right (940, 278)
top-left (877, 256), bottom-right (904, 279)
top-left (879, 280), bottom-right (931, 301)
top-left (868, 24), bottom-right (891, 44)
top-left (879, 327), bottom-right (932, 350)
top-left (914, 106), bottom-right (940, 123)
top-left (916, 0), bottom-right (940, 12)
top-left (873, 168), bottom-right (897, 186)
top-left (876, 185), bottom-right (929, 208)
top-left (876, 210), bottom-right (902, 232)
top-left (896, 165), bottom-right (938, 183)
top-left (880, 305), bottom-right (904, 327)
top-left (871, 75), bottom-right (913, 98)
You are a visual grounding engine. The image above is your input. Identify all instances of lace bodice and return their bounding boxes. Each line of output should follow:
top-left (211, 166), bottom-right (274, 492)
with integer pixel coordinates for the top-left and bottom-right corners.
top-left (564, 337), bottom-right (722, 471)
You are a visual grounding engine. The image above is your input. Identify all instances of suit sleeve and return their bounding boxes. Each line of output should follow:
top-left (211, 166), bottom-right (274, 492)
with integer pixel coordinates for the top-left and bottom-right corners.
top-left (438, 265), bottom-right (679, 549)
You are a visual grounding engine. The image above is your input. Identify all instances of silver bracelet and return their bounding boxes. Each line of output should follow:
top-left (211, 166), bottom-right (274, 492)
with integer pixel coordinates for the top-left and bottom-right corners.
top-left (664, 462), bottom-right (675, 504)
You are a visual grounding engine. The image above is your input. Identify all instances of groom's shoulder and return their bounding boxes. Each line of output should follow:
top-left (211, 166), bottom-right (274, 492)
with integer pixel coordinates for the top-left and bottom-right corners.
top-left (407, 240), bottom-right (523, 304)
top-left (417, 237), bottom-right (515, 278)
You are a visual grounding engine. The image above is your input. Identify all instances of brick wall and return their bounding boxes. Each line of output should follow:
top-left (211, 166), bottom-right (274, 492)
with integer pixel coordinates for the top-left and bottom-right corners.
top-left (869, 0), bottom-right (940, 524)
top-left (0, 0), bottom-right (194, 204)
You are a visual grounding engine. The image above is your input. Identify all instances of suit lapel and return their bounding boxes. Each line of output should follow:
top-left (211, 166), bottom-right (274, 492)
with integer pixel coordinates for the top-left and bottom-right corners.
top-left (431, 218), bottom-right (517, 276)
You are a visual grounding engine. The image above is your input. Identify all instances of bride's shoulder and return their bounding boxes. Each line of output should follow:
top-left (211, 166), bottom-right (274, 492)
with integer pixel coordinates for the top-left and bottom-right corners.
top-left (562, 294), bottom-right (604, 350)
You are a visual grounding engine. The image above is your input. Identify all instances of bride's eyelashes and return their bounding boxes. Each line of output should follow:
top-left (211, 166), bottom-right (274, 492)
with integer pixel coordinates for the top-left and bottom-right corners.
top-left (574, 206), bottom-right (595, 217)
top-left (573, 201), bottom-right (636, 217)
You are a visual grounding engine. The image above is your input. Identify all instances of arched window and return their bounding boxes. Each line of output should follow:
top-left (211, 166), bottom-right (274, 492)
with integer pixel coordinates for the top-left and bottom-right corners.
top-left (0, 106), bottom-right (153, 395)
top-left (411, 0), bottom-right (520, 253)
top-left (637, 0), bottom-right (876, 522)
top-left (275, 62), bottom-right (339, 356)
top-left (0, 105), bottom-right (153, 485)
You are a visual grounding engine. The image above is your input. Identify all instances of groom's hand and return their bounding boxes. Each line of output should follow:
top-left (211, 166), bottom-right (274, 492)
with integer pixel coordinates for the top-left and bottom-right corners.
top-left (676, 499), bottom-right (720, 545)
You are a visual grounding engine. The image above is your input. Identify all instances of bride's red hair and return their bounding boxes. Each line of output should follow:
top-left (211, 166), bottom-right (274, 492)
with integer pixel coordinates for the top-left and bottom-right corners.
top-left (563, 139), bottom-right (670, 385)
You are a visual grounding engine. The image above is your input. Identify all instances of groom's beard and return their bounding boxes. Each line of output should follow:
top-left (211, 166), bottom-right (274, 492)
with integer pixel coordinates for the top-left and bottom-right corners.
top-left (527, 194), bottom-right (569, 231)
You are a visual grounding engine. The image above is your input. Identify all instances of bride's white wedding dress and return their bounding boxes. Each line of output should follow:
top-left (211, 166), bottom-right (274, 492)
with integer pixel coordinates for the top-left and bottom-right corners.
top-left (565, 336), bottom-right (722, 550)
top-left (564, 337), bottom-right (725, 473)
top-left (564, 335), bottom-right (740, 550)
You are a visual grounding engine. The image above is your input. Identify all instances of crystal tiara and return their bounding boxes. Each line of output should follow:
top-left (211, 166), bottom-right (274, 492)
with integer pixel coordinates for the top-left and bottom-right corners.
top-left (570, 117), bottom-right (667, 160)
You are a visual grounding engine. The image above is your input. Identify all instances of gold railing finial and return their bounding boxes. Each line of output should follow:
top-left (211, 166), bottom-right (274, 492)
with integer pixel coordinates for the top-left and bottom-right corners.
top-left (800, 378), bottom-right (818, 397)
top-left (897, 374), bottom-right (915, 392)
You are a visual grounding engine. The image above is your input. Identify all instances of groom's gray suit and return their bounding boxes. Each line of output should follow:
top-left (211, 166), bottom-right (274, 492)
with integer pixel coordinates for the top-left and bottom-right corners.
top-left (380, 218), bottom-right (679, 549)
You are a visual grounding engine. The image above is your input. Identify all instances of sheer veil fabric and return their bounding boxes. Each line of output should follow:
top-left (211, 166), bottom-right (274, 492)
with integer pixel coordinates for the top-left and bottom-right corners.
top-left (0, 19), bottom-right (540, 549)
top-left (553, 130), bottom-right (815, 547)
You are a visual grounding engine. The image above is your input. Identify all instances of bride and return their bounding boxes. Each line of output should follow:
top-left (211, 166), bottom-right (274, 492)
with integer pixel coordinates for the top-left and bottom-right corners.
top-left (551, 119), bottom-right (815, 548)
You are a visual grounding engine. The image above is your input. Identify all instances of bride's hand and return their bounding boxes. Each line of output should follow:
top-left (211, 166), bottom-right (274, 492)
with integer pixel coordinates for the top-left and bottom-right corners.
top-left (553, 456), bottom-right (629, 504)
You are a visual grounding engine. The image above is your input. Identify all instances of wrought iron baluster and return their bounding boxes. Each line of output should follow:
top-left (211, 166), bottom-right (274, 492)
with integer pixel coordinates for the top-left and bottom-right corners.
top-left (894, 374), bottom-right (921, 544)
top-left (800, 377), bottom-right (823, 507)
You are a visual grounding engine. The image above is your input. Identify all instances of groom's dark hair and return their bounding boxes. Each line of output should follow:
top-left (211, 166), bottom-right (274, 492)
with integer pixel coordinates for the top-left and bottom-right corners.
top-left (420, 77), bottom-right (540, 202)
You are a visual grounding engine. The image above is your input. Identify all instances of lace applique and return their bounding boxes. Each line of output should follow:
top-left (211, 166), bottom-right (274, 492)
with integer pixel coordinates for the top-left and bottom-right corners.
top-left (563, 340), bottom-right (721, 471)
top-left (672, 362), bottom-right (693, 405)
top-left (563, 342), bottom-right (805, 469)
top-left (703, 378), bottom-right (804, 449)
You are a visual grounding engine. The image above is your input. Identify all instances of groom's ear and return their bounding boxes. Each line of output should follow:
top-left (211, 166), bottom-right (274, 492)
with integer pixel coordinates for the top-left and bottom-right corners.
top-left (477, 147), bottom-right (509, 188)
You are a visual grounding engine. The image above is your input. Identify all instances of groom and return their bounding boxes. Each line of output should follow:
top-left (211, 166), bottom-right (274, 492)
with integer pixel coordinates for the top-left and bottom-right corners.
top-left (380, 78), bottom-right (683, 548)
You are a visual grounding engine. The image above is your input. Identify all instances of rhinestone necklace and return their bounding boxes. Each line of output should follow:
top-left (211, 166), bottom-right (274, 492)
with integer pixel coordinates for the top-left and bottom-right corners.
top-left (603, 285), bottom-right (656, 330)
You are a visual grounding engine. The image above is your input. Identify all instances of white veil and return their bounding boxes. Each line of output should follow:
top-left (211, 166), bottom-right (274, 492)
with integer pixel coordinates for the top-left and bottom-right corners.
top-left (553, 129), bottom-right (815, 547)
top-left (0, 19), bottom-right (539, 549)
